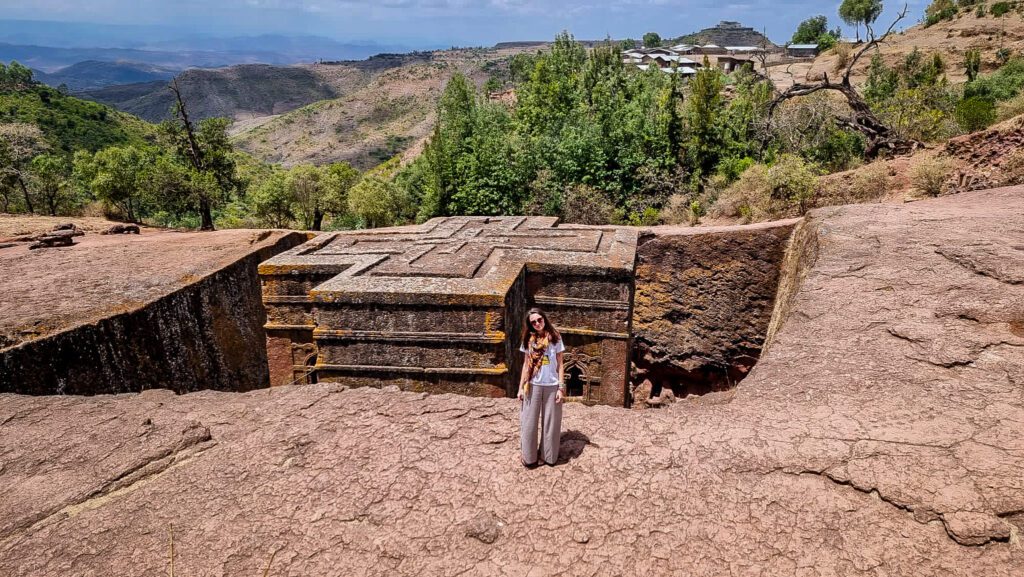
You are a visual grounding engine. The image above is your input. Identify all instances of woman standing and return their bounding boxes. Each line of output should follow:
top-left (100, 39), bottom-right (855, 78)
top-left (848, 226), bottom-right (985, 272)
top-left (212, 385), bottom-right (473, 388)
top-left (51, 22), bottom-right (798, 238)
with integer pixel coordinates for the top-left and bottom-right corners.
top-left (518, 308), bottom-right (565, 468)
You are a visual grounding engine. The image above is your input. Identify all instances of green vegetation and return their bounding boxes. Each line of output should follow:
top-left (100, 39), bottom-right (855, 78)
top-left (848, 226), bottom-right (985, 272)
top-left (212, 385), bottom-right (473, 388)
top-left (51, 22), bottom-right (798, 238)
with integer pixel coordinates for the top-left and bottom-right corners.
top-left (790, 15), bottom-right (841, 49)
top-left (863, 49), bottom-right (963, 140)
top-left (839, 0), bottom-right (883, 41)
top-left (0, 64), bottom-right (152, 154)
top-left (924, 0), bottom-right (1021, 26)
top-left (6, 0), bottom-right (1024, 230)
top-left (964, 57), bottom-right (1024, 101)
top-left (0, 61), bottom-right (364, 228)
top-left (391, 32), bottom-right (866, 226)
top-left (642, 32), bottom-right (662, 48)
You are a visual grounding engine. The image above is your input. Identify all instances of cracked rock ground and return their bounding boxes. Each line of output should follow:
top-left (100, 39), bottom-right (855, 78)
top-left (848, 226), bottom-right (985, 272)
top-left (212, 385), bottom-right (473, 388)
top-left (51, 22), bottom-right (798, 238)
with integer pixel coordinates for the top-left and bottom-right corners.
top-left (1, 187), bottom-right (1023, 576)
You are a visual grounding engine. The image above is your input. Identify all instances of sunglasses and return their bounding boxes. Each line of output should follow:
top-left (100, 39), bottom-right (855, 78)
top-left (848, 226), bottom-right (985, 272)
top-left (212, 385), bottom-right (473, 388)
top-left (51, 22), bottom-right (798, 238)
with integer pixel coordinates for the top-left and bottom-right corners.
top-left (530, 317), bottom-right (544, 325)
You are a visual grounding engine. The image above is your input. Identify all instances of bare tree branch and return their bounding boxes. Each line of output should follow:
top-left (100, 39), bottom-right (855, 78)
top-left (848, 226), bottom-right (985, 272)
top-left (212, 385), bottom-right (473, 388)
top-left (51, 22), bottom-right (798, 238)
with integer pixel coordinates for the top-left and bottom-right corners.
top-left (843, 3), bottom-right (909, 85)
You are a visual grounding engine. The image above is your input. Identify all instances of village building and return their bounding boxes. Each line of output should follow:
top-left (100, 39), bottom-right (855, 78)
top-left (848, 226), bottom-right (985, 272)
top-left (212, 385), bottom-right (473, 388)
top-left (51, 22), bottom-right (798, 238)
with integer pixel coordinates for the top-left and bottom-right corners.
top-left (786, 44), bottom-right (820, 58)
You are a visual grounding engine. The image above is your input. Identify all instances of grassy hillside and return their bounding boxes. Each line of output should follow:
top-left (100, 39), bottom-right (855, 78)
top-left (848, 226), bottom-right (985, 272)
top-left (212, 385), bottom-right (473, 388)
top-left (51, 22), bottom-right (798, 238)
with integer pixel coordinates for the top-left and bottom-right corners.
top-left (230, 47), bottom-right (531, 169)
top-left (0, 83), bottom-right (153, 153)
top-left (82, 64), bottom-right (342, 123)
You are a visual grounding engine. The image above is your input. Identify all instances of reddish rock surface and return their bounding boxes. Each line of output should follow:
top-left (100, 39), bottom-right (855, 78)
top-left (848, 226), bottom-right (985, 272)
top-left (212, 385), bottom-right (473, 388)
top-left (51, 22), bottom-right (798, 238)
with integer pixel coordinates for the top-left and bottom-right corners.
top-left (1, 187), bottom-right (1023, 575)
top-left (0, 229), bottom-right (306, 394)
top-left (0, 229), bottom-right (295, 349)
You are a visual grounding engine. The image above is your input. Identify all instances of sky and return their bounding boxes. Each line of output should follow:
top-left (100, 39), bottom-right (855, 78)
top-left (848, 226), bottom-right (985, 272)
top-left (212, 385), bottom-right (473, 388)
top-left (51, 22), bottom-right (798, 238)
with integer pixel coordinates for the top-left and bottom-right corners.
top-left (0, 0), bottom-right (930, 48)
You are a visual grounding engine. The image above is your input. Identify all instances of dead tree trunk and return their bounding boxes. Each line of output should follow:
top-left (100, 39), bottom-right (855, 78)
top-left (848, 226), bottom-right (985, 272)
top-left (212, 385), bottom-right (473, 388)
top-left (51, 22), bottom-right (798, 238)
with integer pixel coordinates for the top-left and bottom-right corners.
top-left (17, 176), bottom-right (33, 214)
top-left (169, 79), bottom-right (215, 231)
top-left (765, 4), bottom-right (921, 159)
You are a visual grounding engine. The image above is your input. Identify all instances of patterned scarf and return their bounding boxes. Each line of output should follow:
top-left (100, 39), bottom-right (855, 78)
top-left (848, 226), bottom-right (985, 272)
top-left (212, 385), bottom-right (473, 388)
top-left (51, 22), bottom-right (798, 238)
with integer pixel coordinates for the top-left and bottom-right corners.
top-left (524, 333), bottom-right (550, 396)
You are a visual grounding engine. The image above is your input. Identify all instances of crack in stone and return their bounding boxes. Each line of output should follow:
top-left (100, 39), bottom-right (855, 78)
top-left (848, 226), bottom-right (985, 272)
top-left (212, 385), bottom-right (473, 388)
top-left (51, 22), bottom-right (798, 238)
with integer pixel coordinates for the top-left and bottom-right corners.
top-left (776, 469), bottom-right (1012, 548)
top-left (0, 424), bottom-right (214, 548)
top-left (935, 247), bottom-right (1024, 286)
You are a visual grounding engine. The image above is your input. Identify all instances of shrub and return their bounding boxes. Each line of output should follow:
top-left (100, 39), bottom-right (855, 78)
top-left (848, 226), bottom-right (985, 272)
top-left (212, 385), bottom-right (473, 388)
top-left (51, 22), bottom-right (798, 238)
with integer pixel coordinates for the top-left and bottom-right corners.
top-left (848, 162), bottom-right (891, 201)
top-left (911, 157), bottom-right (953, 196)
top-left (687, 200), bottom-right (705, 225)
top-left (991, 2), bottom-right (1012, 17)
top-left (716, 156), bottom-right (755, 183)
top-left (955, 95), bottom-right (998, 131)
top-left (833, 42), bottom-right (853, 74)
top-left (561, 184), bottom-right (615, 224)
top-left (711, 154), bottom-right (818, 221)
top-left (767, 154), bottom-right (819, 214)
top-left (996, 92), bottom-right (1024, 120)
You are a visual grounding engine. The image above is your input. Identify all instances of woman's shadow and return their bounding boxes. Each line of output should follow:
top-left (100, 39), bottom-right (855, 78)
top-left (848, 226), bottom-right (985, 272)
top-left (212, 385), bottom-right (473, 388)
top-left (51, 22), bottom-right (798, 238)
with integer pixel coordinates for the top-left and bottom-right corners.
top-left (554, 430), bottom-right (594, 465)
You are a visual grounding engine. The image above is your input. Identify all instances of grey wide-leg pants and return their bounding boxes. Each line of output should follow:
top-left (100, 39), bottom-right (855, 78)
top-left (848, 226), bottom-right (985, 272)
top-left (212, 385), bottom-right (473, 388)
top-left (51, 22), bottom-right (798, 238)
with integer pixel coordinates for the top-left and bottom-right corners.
top-left (520, 384), bottom-right (562, 465)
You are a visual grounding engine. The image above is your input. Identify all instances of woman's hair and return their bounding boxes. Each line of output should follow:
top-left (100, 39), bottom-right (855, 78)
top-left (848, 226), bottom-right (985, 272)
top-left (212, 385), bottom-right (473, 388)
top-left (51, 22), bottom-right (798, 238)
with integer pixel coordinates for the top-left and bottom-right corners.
top-left (520, 307), bottom-right (561, 348)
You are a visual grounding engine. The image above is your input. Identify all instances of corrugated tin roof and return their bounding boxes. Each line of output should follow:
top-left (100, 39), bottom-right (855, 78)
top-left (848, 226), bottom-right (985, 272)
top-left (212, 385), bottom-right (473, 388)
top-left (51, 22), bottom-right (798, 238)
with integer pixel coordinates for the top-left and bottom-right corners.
top-left (788, 44), bottom-right (819, 50)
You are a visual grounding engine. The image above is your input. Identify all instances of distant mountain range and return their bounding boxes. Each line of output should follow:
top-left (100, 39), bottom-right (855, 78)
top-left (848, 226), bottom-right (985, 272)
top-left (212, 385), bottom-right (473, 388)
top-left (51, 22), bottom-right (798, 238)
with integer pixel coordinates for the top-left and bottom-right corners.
top-left (0, 19), bottom-right (418, 73)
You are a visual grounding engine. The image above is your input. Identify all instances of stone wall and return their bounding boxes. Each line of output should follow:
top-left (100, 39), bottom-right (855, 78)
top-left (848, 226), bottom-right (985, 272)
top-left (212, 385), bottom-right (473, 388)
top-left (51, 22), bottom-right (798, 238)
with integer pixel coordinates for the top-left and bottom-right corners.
top-left (0, 233), bottom-right (306, 395)
top-left (631, 220), bottom-right (799, 400)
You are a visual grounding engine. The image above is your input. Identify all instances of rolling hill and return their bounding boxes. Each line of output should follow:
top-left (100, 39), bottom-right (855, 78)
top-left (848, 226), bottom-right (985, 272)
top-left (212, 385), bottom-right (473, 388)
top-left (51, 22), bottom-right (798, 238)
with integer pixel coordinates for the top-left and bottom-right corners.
top-left (33, 60), bottom-right (177, 91)
top-left (81, 64), bottom-right (342, 123)
top-left (229, 47), bottom-right (529, 169)
top-left (78, 47), bottom-right (532, 169)
top-left (0, 83), bottom-right (153, 153)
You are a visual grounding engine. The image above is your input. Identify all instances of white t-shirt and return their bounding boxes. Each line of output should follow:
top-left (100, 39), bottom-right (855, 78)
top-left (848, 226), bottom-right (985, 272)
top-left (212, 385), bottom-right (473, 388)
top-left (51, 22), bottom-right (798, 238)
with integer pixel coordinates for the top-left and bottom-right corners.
top-left (520, 339), bottom-right (566, 386)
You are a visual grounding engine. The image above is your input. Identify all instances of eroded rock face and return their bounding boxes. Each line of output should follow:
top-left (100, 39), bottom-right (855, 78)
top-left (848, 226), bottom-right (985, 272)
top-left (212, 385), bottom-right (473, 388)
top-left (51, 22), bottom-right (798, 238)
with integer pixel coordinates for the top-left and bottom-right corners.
top-left (632, 219), bottom-right (799, 398)
top-left (0, 188), bottom-right (1022, 576)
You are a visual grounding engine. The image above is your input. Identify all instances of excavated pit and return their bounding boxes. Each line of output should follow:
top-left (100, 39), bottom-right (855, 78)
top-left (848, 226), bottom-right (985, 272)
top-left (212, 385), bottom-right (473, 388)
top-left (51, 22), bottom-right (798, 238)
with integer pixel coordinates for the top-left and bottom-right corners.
top-left (0, 219), bottom-right (808, 404)
top-left (630, 219), bottom-right (804, 403)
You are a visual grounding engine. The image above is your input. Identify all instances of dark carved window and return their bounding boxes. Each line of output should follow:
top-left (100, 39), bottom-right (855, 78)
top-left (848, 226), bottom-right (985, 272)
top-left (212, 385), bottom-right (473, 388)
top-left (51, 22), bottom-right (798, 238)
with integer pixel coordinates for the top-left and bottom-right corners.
top-left (566, 366), bottom-right (585, 397)
top-left (305, 354), bottom-right (318, 385)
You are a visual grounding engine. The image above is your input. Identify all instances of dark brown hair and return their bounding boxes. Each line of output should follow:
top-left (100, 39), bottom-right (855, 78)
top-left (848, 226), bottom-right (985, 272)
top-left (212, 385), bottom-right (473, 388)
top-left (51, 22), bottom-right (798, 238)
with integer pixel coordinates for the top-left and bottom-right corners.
top-left (520, 307), bottom-right (561, 349)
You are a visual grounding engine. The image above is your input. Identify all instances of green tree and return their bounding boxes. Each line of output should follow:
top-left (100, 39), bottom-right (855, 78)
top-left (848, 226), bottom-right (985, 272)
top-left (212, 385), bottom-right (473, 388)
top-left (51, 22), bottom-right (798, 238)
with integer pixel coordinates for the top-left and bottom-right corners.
top-left (620, 38), bottom-right (637, 50)
top-left (287, 164), bottom-right (334, 230)
top-left (642, 32), bottom-right (662, 48)
top-left (421, 72), bottom-right (477, 218)
top-left (0, 122), bottom-right (47, 213)
top-left (322, 162), bottom-right (360, 226)
top-left (28, 153), bottom-right (74, 215)
top-left (160, 82), bottom-right (239, 230)
top-left (685, 60), bottom-right (726, 184)
top-left (74, 145), bottom-right (153, 222)
top-left (839, 0), bottom-right (883, 41)
top-left (864, 53), bottom-right (899, 104)
top-left (791, 15), bottom-right (829, 44)
top-left (348, 158), bottom-right (408, 228)
top-left (250, 169), bottom-right (294, 228)
top-left (0, 61), bottom-right (34, 89)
